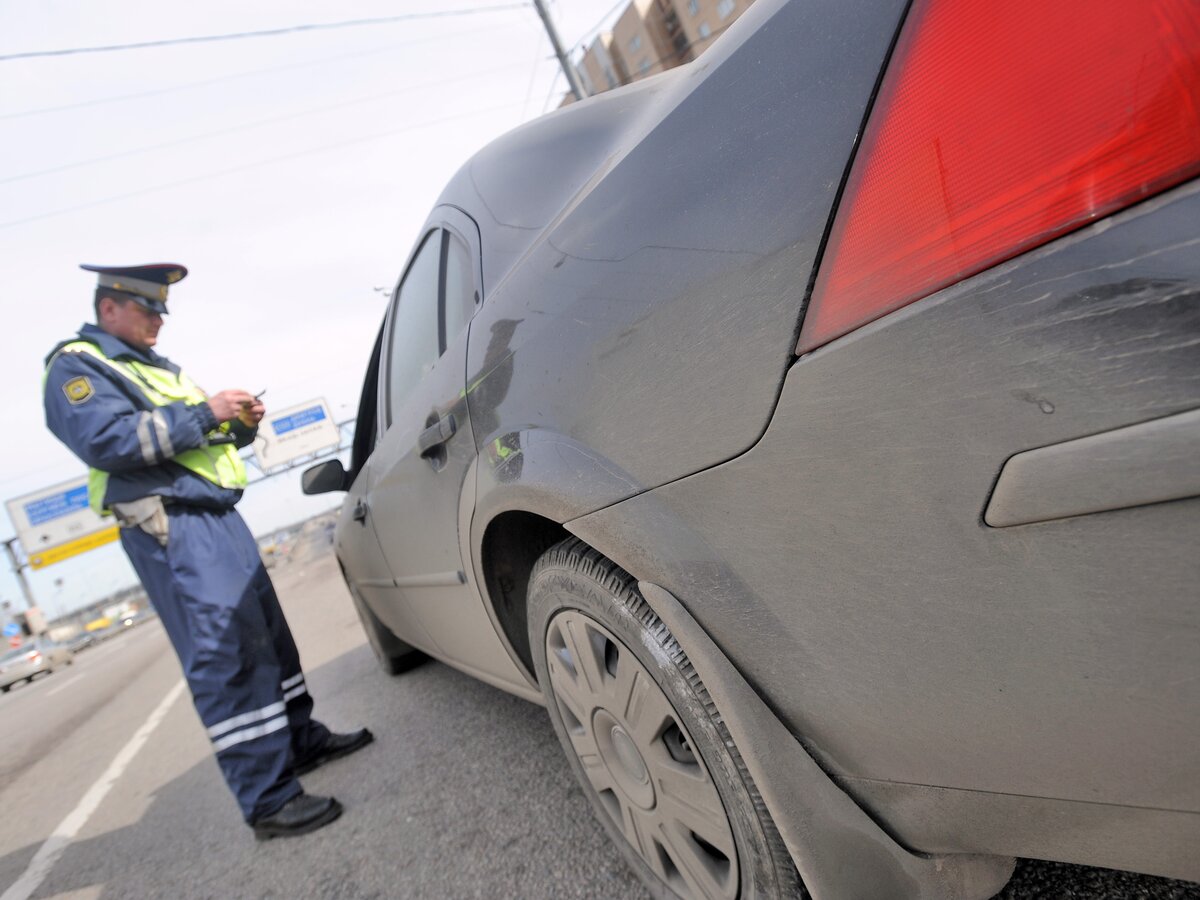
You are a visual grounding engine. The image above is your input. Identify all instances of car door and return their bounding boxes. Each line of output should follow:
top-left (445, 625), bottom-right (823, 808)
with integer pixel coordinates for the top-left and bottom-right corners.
top-left (365, 208), bottom-right (528, 685)
top-left (331, 328), bottom-right (438, 651)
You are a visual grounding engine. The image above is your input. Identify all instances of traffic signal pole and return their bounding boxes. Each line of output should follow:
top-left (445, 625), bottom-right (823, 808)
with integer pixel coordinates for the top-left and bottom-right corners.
top-left (532, 0), bottom-right (587, 102)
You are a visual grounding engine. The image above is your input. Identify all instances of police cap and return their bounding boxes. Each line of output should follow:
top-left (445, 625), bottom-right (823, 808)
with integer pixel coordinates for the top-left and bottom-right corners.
top-left (81, 263), bottom-right (188, 315)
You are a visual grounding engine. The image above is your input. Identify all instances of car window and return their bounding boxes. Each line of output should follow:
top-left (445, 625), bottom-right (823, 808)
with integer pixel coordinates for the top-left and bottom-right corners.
top-left (350, 325), bottom-right (383, 475)
top-left (443, 231), bottom-right (475, 347)
top-left (385, 230), bottom-right (443, 424)
top-left (1, 646), bottom-right (30, 662)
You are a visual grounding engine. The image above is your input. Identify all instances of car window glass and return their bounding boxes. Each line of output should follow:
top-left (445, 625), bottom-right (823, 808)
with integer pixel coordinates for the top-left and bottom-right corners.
top-left (386, 230), bottom-right (442, 424)
top-left (351, 325), bottom-right (383, 473)
top-left (443, 231), bottom-right (475, 346)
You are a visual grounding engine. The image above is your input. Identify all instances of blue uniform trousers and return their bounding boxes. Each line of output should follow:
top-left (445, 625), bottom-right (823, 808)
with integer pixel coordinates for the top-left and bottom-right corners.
top-left (120, 505), bottom-right (330, 822)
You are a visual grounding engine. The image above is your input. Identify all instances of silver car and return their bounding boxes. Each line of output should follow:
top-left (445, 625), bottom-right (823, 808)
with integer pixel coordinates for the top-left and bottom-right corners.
top-left (0, 639), bottom-right (74, 692)
top-left (305, 0), bottom-right (1200, 897)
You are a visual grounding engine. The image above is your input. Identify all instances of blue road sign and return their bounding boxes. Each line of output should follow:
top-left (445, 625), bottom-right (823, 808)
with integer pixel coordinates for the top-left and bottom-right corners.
top-left (271, 404), bottom-right (327, 436)
top-left (3, 623), bottom-right (21, 638)
top-left (24, 484), bottom-right (89, 526)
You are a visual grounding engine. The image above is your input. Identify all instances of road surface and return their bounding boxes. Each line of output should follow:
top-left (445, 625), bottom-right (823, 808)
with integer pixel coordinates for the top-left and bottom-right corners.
top-left (0, 538), bottom-right (1195, 899)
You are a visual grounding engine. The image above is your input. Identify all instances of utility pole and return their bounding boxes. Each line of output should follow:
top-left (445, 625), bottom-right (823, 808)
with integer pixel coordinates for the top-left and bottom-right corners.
top-left (532, 0), bottom-right (587, 102)
top-left (4, 538), bottom-right (36, 611)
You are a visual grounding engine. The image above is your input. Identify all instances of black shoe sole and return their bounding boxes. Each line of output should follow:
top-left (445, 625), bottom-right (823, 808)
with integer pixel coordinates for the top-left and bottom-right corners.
top-left (253, 798), bottom-right (343, 841)
top-left (293, 729), bottom-right (375, 776)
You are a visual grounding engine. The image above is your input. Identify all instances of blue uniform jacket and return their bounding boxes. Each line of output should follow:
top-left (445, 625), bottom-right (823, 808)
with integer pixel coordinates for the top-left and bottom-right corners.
top-left (44, 323), bottom-right (255, 510)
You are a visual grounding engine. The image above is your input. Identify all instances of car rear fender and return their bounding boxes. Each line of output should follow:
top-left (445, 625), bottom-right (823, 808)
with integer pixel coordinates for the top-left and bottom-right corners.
top-left (468, 429), bottom-right (650, 682)
top-left (567, 179), bottom-right (1200, 882)
top-left (639, 578), bottom-right (1016, 900)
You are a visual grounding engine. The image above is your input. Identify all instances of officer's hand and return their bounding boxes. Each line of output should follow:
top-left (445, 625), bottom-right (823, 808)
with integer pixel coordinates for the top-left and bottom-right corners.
top-left (238, 398), bottom-right (265, 428)
top-left (208, 390), bottom-right (255, 423)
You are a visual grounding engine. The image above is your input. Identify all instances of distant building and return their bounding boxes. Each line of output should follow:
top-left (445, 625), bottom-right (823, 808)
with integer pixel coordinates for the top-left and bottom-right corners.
top-left (578, 33), bottom-right (626, 96)
top-left (566, 0), bottom-right (757, 105)
top-left (674, 0), bottom-right (756, 60)
top-left (611, 0), bottom-right (676, 82)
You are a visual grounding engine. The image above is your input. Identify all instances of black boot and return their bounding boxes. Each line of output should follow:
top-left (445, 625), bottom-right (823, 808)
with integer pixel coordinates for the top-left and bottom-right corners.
top-left (293, 728), bottom-right (374, 775)
top-left (252, 793), bottom-right (343, 840)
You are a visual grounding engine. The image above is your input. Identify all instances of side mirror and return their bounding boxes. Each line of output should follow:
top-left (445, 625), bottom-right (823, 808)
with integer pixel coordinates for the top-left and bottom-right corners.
top-left (301, 460), bottom-right (350, 495)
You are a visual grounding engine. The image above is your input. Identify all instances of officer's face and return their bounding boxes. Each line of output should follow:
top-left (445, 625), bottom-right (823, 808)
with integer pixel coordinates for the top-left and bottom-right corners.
top-left (100, 297), bottom-right (163, 350)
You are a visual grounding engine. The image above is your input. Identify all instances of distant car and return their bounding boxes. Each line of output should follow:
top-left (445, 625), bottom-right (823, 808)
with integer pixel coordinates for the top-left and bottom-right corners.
top-left (303, 0), bottom-right (1200, 897)
top-left (122, 609), bottom-right (156, 628)
top-left (0, 639), bottom-right (74, 692)
top-left (66, 632), bottom-right (96, 653)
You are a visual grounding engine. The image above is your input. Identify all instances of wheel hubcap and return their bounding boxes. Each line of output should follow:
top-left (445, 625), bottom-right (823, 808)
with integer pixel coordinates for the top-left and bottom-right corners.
top-left (545, 610), bottom-right (738, 900)
top-left (594, 710), bottom-right (655, 809)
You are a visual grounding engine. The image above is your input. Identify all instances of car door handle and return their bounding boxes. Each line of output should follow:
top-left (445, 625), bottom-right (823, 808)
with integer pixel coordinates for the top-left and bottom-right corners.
top-left (351, 499), bottom-right (369, 524)
top-left (418, 414), bottom-right (457, 459)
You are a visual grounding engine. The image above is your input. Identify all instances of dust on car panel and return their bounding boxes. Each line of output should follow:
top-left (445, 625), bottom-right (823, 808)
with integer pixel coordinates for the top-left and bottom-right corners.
top-left (304, 0), bottom-right (1200, 896)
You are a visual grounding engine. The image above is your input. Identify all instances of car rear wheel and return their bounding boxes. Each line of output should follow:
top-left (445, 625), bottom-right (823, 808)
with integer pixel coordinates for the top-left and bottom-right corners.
top-left (528, 538), bottom-right (803, 900)
top-left (347, 582), bottom-right (423, 676)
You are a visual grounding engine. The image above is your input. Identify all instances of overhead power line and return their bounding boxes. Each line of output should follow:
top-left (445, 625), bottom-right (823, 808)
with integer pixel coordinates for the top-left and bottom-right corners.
top-left (0, 19), bottom-right (528, 120)
top-left (0, 4), bottom-right (531, 63)
top-left (0, 102), bottom-right (523, 231)
top-left (531, 0), bottom-right (585, 101)
top-left (541, 69), bottom-right (564, 115)
top-left (519, 31), bottom-right (548, 121)
top-left (0, 61), bottom-right (530, 185)
top-left (569, 0), bottom-right (628, 52)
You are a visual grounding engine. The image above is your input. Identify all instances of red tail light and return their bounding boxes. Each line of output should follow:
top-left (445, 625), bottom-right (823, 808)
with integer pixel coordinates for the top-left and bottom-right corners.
top-left (798, 0), bottom-right (1200, 354)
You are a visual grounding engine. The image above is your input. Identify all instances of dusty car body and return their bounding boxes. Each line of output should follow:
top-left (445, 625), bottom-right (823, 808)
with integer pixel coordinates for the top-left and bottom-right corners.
top-left (305, 0), bottom-right (1200, 896)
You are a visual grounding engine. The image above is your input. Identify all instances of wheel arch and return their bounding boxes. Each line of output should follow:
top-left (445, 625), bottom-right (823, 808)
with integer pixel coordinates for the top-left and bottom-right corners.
top-left (477, 510), bottom-right (569, 682)
top-left (467, 429), bottom-right (652, 685)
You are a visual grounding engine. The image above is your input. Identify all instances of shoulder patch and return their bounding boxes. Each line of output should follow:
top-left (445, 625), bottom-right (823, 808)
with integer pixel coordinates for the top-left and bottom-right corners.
top-left (63, 376), bottom-right (94, 405)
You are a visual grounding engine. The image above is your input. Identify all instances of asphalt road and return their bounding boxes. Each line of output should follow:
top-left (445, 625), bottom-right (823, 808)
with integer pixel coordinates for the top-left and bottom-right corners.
top-left (0, 539), bottom-right (1196, 900)
top-left (0, 542), bottom-right (647, 900)
top-left (0, 622), bottom-right (165, 786)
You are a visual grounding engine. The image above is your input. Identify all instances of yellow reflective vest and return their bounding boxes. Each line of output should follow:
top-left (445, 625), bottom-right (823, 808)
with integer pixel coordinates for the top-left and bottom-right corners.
top-left (48, 341), bottom-right (247, 514)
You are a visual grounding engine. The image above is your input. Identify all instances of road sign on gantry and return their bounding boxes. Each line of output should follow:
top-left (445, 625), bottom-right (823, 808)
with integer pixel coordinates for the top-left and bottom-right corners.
top-left (6, 476), bottom-right (119, 569)
top-left (252, 398), bottom-right (341, 471)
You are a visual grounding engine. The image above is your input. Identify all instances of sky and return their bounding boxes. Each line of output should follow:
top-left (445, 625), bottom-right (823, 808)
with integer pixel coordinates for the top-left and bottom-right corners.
top-left (0, 0), bottom-right (625, 619)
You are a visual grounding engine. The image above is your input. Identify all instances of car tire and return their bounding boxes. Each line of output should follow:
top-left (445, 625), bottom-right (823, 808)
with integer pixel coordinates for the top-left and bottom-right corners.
top-left (347, 582), bottom-right (423, 676)
top-left (528, 538), bottom-right (803, 900)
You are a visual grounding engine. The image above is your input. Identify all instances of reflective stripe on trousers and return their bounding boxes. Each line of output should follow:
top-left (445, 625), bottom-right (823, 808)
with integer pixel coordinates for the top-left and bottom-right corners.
top-left (119, 505), bottom-right (329, 822)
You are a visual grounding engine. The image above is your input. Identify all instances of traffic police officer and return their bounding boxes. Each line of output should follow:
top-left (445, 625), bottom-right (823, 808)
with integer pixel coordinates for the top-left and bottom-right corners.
top-left (43, 263), bottom-right (373, 839)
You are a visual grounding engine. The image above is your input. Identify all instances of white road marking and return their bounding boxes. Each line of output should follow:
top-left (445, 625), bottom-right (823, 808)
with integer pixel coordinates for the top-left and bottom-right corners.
top-left (45, 675), bottom-right (84, 697)
top-left (0, 679), bottom-right (186, 900)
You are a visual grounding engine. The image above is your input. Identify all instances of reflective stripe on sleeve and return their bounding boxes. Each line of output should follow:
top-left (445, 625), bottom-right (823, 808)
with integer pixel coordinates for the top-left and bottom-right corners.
top-left (281, 673), bottom-right (304, 691)
top-left (283, 685), bottom-right (307, 702)
top-left (135, 412), bottom-right (157, 464)
top-left (150, 409), bottom-right (175, 458)
top-left (206, 701), bottom-right (287, 740)
top-left (211, 714), bottom-right (289, 753)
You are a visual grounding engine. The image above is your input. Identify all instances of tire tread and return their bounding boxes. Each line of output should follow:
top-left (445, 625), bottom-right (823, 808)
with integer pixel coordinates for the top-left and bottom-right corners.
top-left (531, 536), bottom-right (804, 899)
